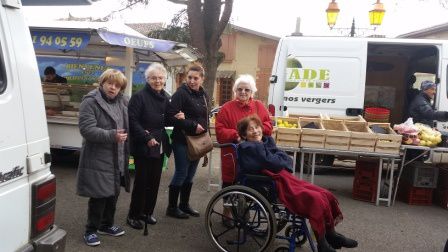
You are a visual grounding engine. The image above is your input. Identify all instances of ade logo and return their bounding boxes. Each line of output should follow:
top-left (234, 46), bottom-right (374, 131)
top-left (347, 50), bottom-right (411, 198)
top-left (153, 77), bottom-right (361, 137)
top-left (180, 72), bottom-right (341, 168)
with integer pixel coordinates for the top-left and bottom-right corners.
top-left (285, 56), bottom-right (331, 91)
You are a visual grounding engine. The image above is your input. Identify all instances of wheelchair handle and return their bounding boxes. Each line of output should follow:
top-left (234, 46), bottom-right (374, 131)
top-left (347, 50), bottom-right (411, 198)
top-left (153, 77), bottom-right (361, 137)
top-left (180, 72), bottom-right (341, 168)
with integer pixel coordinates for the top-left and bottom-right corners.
top-left (215, 143), bottom-right (238, 150)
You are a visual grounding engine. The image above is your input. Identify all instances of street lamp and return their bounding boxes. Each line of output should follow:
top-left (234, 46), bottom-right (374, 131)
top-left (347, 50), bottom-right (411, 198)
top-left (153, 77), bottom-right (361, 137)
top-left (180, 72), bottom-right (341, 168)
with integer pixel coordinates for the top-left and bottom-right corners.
top-left (326, 0), bottom-right (340, 29)
top-left (369, 0), bottom-right (386, 26)
top-left (326, 0), bottom-right (386, 37)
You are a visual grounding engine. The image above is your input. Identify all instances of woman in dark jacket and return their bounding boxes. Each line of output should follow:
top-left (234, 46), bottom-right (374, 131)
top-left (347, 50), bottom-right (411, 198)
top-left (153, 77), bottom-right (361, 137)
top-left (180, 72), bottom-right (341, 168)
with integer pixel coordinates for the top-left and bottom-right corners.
top-left (236, 115), bottom-right (358, 252)
top-left (77, 69), bottom-right (130, 247)
top-left (166, 63), bottom-right (209, 219)
top-left (126, 63), bottom-right (182, 230)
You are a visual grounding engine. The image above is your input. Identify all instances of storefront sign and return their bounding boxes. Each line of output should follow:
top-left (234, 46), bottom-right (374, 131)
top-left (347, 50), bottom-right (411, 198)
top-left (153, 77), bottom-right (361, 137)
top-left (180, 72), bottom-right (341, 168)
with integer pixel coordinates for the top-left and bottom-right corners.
top-left (37, 56), bottom-right (149, 86)
top-left (31, 31), bottom-right (90, 51)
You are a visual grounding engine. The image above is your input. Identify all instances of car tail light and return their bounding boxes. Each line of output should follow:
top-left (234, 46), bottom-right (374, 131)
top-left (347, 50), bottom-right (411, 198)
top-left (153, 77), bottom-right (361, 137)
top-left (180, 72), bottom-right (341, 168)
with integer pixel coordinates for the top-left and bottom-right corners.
top-left (31, 175), bottom-right (56, 238)
top-left (268, 104), bottom-right (275, 116)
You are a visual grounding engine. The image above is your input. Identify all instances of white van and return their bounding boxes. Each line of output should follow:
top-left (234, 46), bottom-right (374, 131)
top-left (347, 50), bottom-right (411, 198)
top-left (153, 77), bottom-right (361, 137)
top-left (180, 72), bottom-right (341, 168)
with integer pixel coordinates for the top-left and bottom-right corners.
top-left (0, 1), bottom-right (66, 251)
top-left (268, 36), bottom-right (448, 132)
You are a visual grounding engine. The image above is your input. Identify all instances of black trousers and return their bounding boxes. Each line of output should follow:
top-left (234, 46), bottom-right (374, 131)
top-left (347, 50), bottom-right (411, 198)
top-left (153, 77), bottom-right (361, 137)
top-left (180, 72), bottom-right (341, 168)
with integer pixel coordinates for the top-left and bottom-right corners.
top-left (129, 154), bottom-right (163, 218)
top-left (86, 195), bottom-right (118, 234)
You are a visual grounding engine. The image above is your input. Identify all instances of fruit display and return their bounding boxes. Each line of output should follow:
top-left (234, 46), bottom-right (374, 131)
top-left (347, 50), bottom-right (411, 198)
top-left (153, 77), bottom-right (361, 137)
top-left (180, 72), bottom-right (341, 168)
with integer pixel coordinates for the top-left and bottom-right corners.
top-left (415, 123), bottom-right (442, 147)
top-left (276, 118), bottom-right (299, 128)
top-left (393, 118), bottom-right (442, 147)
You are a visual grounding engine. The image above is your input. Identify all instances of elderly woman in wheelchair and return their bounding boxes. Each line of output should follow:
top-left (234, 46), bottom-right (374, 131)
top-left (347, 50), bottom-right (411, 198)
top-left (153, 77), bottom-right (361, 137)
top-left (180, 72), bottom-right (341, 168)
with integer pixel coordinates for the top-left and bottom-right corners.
top-left (205, 115), bottom-right (357, 252)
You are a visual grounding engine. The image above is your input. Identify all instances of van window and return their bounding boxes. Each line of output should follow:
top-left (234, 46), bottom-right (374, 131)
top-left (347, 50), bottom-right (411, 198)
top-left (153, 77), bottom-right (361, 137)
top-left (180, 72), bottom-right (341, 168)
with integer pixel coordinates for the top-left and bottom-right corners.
top-left (0, 47), bottom-right (6, 94)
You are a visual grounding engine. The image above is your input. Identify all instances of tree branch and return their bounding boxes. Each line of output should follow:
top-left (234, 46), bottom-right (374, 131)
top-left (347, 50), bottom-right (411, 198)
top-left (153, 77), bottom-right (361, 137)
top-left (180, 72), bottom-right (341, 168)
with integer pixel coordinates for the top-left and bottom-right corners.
top-left (168, 0), bottom-right (188, 5)
top-left (210, 0), bottom-right (233, 46)
top-left (187, 0), bottom-right (206, 54)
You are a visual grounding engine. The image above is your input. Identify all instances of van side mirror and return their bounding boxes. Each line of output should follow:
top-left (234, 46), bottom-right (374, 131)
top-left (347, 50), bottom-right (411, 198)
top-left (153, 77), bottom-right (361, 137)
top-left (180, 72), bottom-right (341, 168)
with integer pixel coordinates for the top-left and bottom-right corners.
top-left (269, 75), bottom-right (277, 84)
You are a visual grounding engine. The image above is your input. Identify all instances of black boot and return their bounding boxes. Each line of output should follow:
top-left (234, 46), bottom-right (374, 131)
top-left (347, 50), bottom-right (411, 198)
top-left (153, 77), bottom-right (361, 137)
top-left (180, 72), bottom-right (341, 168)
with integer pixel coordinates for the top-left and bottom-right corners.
top-left (166, 185), bottom-right (189, 219)
top-left (179, 183), bottom-right (200, 217)
top-left (317, 236), bottom-right (336, 252)
top-left (326, 230), bottom-right (358, 249)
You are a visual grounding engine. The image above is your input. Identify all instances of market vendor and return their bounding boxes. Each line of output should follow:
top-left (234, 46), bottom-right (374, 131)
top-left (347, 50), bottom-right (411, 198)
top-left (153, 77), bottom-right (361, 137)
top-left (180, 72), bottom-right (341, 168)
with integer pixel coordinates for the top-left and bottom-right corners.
top-left (409, 80), bottom-right (448, 126)
top-left (43, 66), bottom-right (67, 84)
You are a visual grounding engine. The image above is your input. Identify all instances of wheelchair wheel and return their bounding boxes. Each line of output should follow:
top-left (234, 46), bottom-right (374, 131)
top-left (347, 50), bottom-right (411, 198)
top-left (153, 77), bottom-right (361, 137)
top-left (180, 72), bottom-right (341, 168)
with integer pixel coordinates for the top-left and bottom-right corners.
top-left (285, 225), bottom-right (307, 246)
top-left (274, 245), bottom-right (290, 252)
top-left (205, 185), bottom-right (277, 252)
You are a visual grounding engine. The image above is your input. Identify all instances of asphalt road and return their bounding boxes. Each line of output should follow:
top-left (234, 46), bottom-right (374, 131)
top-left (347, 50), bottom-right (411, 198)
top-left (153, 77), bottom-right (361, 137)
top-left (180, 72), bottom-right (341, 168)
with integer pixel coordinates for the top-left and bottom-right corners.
top-left (52, 150), bottom-right (448, 252)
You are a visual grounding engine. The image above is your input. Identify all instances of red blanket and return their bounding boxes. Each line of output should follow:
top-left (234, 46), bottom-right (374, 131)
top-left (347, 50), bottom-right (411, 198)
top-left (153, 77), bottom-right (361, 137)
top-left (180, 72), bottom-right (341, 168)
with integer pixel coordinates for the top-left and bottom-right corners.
top-left (262, 169), bottom-right (343, 238)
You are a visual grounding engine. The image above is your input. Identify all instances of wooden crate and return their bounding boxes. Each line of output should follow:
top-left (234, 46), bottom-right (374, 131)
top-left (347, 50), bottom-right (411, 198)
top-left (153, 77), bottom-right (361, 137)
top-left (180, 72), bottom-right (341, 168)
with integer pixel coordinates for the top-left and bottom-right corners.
top-left (290, 113), bottom-right (323, 119)
top-left (271, 127), bottom-right (278, 142)
top-left (369, 123), bottom-right (402, 154)
top-left (322, 114), bottom-right (366, 122)
top-left (345, 121), bottom-right (377, 152)
top-left (276, 117), bottom-right (300, 147)
top-left (299, 117), bottom-right (325, 148)
top-left (322, 119), bottom-right (350, 150)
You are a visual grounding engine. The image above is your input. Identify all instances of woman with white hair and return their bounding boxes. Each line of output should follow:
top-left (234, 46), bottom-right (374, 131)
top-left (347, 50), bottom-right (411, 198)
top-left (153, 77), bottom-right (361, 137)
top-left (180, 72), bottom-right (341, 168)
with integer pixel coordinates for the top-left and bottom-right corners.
top-left (126, 63), bottom-right (183, 230)
top-left (215, 74), bottom-right (273, 224)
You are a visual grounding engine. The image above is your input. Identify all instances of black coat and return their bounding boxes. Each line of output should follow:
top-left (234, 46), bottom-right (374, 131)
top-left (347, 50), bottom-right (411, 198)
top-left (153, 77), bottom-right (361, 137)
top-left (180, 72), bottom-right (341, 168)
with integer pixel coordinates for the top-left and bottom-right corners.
top-left (409, 92), bottom-right (448, 126)
top-left (238, 136), bottom-right (293, 175)
top-left (128, 84), bottom-right (172, 158)
top-left (167, 84), bottom-right (210, 144)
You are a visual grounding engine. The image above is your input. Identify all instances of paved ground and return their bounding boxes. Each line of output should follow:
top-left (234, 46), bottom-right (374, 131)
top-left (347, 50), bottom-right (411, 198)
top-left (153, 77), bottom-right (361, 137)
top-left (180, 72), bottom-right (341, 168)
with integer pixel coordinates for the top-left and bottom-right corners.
top-left (52, 149), bottom-right (448, 252)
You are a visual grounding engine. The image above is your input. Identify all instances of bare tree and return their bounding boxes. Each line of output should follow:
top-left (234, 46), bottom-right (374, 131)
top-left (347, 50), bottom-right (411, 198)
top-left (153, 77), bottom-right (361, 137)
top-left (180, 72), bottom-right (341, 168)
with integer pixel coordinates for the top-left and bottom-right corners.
top-left (166, 0), bottom-right (233, 105)
top-left (122, 0), bottom-right (233, 104)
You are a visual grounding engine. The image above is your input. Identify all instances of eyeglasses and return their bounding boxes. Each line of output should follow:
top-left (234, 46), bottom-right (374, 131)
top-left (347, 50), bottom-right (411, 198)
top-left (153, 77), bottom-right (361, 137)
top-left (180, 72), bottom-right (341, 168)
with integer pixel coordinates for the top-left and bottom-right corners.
top-left (237, 88), bottom-right (251, 93)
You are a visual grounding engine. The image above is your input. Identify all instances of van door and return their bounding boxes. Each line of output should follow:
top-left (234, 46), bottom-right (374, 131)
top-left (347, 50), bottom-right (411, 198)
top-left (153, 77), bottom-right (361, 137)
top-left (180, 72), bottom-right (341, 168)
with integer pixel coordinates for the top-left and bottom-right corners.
top-left (271, 37), bottom-right (368, 116)
top-left (0, 7), bottom-right (31, 251)
top-left (435, 45), bottom-right (448, 134)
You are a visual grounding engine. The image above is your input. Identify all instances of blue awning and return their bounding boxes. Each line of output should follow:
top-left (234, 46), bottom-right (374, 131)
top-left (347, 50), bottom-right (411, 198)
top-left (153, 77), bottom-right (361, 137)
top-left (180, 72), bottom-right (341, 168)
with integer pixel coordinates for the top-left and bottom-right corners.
top-left (97, 29), bottom-right (176, 53)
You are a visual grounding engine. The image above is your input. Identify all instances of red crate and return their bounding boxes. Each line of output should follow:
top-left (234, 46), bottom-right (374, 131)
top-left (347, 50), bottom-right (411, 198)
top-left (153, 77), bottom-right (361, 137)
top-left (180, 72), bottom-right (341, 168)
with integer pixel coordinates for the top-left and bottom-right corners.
top-left (352, 180), bottom-right (377, 203)
top-left (352, 186), bottom-right (377, 203)
top-left (352, 160), bottom-right (379, 203)
top-left (399, 182), bottom-right (433, 206)
top-left (438, 167), bottom-right (448, 190)
top-left (434, 189), bottom-right (448, 210)
top-left (354, 160), bottom-right (379, 182)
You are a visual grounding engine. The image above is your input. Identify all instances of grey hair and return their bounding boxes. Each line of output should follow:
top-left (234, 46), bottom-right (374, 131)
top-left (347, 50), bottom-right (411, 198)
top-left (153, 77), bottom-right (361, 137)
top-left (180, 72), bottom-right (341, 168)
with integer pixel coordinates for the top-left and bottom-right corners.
top-left (233, 74), bottom-right (257, 98)
top-left (144, 62), bottom-right (167, 80)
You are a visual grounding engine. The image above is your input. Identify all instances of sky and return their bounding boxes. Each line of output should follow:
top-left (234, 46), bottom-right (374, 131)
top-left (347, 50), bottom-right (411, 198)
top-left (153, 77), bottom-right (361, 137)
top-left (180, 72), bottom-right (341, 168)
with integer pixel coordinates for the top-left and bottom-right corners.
top-left (23, 0), bottom-right (448, 38)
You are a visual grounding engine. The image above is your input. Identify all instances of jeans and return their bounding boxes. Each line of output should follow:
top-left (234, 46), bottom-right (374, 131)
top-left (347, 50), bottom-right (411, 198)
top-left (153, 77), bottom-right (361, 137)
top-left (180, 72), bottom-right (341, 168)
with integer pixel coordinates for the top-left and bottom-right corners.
top-left (170, 142), bottom-right (199, 186)
top-left (85, 196), bottom-right (117, 234)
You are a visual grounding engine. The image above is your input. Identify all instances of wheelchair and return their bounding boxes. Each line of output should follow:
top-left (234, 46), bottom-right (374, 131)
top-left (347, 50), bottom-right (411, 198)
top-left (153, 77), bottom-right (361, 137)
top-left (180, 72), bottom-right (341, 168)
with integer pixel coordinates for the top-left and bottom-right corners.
top-left (205, 143), bottom-right (316, 252)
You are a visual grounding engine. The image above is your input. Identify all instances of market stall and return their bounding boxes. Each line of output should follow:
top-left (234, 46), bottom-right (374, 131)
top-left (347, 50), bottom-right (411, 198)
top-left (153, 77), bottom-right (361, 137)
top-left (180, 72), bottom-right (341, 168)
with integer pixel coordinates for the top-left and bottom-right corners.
top-left (29, 21), bottom-right (200, 150)
top-left (207, 113), bottom-right (448, 207)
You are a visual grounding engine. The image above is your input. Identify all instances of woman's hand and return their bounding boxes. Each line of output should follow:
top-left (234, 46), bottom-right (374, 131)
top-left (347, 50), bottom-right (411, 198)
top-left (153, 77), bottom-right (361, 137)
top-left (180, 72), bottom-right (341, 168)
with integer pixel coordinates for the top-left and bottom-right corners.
top-left (174, 111), bottom-right (185, 120)
top-left (147, 138), bottom-right (159, 147)
top-left (195, 124), bottom-right (205, 134)
top-left (115, 129), bottom-right (128, 143)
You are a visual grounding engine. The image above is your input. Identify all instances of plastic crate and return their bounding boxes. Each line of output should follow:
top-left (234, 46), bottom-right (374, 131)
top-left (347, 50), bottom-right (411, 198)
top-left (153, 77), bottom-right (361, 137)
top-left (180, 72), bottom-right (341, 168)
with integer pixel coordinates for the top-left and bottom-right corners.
top-left (364, 107), bottom-right (390, 123)
top-left (399, 181), bottom-right (433, 206)
top-left (352, 182), bottom-right (377, 203)
top-left (438, 167), bottom-right (448, 190)
top-left (434, 189), bottom-right (448, 210)
top-left (402, 162), bottom-right (439, 188)
top-left (352, 160), bottom-right (379, 203)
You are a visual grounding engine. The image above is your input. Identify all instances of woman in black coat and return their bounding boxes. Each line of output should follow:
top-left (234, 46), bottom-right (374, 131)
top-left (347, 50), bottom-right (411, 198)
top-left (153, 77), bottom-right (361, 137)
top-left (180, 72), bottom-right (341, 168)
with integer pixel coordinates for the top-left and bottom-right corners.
top-left (126, 63), bottom-right (183, 230)
top-left (166, 63), bottom-right (210, 219)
